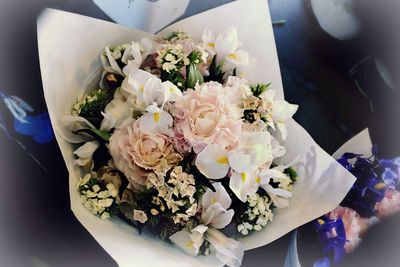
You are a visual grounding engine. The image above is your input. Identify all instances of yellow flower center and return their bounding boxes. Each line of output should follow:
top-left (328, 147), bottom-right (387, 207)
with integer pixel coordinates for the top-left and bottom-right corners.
top-left (216, 156), bottom-right (229, 164)
top-left (241, 173), bottom-right (247, 183)
top-left (153, 113), bottom-right (160, 123)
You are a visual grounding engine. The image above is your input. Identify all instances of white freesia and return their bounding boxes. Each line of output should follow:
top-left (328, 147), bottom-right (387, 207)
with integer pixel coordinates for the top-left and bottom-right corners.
top-left (170, 183), bottom-right (243, 267)
top-left (121, 69), bottom-right (180, 109)
top-left (102, 98), bottom-right (132, 129)
top-left (101, 46), bottom-right (125, 76)
top-left (271, 100), bottom-right (298, 140)
top-left (139, 103), bottom-right (174, 136)
top-left (170, 224), bottom-right (243, 267)
top-left (216, 28), bottom-right (249, 67)
top-left (259, 168), bottom-right (293, 208)
top-left (73, 140), bottom-right (100, 171)
top-left (169, 224), bottom-right (208, 256)
top-left (229, 171), bottom-right (259, 202)
top-left (122, 41), bottom-right (143, 76)
top-left (195, 144), bottom-right (230, 179)
top-left (206, 227), bottom-right (244, 267)
top-left (201, 183), bottom-right (234, 229)
top-left (228, 131), bottom-right (273, 173)
top-left (202, 28), bottom-right (249, 68)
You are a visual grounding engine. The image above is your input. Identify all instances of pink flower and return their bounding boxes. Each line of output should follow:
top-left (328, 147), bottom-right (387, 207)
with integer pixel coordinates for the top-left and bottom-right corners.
top-left (376, 190), bottom-right (400, 218)
top-left (328, 206), bottom-right (370, 253)
top-left (109, 118), bottom-right (182, 189)
top-left (172, 82), bottom-right (242, 154)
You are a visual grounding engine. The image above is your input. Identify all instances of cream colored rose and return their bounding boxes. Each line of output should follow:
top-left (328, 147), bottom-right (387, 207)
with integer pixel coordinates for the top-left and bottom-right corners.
top-left (109, 118), bottom-right (182, 189)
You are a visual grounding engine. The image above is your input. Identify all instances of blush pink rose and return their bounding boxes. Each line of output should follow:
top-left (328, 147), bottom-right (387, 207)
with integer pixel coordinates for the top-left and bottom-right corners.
top-left (109, 118), bottom-right (182, 189)
top-left (376, 190), bottom-right (400, 218)
top-left (172, 82), bottom-right (242, 154)
top-left (328, 206), bottom-right (371, 253)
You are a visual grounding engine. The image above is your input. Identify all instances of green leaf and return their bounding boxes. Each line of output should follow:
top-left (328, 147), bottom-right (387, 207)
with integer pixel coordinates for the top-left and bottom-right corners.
top-left (75, 128), bottom-right (111, 142)
top-left (186, 64), bottom-right (204, 89)
top-left (206, 55), bottom-right (224, 83)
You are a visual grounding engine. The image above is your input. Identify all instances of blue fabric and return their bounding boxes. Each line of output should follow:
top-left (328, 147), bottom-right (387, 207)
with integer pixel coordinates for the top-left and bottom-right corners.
top-left (14, 112), bottom-right (54, 144)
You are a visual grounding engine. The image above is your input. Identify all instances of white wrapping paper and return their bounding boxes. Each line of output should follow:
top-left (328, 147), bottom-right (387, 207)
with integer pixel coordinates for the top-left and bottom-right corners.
top-left (333, 128), bottom-right (371, 158)
top-left (38, 1), bottom-right (356, 266)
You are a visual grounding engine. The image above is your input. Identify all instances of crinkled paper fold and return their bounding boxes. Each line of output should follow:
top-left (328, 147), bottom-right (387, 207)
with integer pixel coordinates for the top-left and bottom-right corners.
top-left (38, 1), bottom-right (356, 266)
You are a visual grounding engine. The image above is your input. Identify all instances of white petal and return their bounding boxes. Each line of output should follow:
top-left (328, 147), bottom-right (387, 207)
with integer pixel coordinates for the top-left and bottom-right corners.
top-left (104, 99), bottom-right (132, 129)
top-left (139, 103), bottom-right (173, 136)
top-left (276, 122), bottom-right (288, 141)
top-left (272, 100), bottom-right (298, 122)
top-left (100, 111), bottom-right (116, 132)
top-left (73, 141), bottom-right (99, 170)
top-left (201, 203), bottom-right (226, 226)
top-left (227, 149), bottom-right (254, 173)
top-left (195, 144), bottom-right (230, 179)
top-left (225, 50), bottom-right (250, 66)
top-left (261, 183), bottom-right (292, 208)
top-left (104, 47), bottom-right (124, 76)
top-left (201, 182), bottom-right (232, 210)
top-left (215, 27), bottom-right (239, 61)
top-left (210, 209), bottom-right (235, 229)
top-left (60, 115), bottom-right (96, 143)
top-left (142, 76), bottom-right (165, 107)
top-left (206, 227), bottom-right (244, 267)
top-left (170, 229), bottom-right (199, 256)
top-left (162, 81), bottom-right (183, 102)
top-left (229, 171), bottom-right (259, 202)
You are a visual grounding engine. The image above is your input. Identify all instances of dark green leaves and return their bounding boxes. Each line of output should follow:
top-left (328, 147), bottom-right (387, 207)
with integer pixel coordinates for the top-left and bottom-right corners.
top-left (250, 83), bottom-right (271, 97)
top-left (75, 128), bottom-right (111, 142)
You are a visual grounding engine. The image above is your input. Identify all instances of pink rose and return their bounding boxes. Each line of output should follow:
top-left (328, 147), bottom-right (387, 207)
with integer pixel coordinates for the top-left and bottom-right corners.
top-left (109, 118), bottom-right (182, 189)
top-left (172, 82), bottom-right (242, 154)
top-left (376, 190), bottom-right (400, 218)
top-left (328, 206), bottom-right (370, 253)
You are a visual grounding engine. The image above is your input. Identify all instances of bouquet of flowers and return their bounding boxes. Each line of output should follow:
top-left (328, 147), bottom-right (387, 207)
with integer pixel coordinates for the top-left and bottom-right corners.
top-left (38, 1), bottom-right (356, 266)
top-left (65, 27), bottom-right (299, 266)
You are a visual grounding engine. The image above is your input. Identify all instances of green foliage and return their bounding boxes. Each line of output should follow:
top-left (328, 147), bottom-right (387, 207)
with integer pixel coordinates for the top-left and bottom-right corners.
top-left (250, 83), bottom-right (271, 97)
top-left (160, 70), bottom-right (185, 91)
top-left (205, 55), bottom-right (224, 83)
top-left (284, 167), bottom-right (298, 183)
top-left (186, 64), bottom-right (204, 89)
top-left (78, 89), bottom-right (114, 128)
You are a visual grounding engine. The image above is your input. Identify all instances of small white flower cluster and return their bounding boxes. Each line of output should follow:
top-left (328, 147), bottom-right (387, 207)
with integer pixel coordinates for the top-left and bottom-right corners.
top-left (156, 43), bottom-right (190, 73)
top-left (72, 89), bottom-right (105, 116)
top-left (145, 166), bottom-right (198, 225)
top-left (79, 173), bottom-right (119, 220)
top-left (237, 193), bottom-right (273, 235)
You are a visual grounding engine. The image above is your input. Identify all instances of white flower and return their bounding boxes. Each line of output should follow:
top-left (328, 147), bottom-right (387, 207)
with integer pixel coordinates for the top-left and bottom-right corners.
top-left (271, 100), bottom-right (298, 140)
top-left (133, 209), bottom-right (148, 224)
top-left (195, 144), bottom-right (230, 179)
top-left (229, 171), bottom-right (259, 202)
top-left (170, 225), bottom-right (244, 267)
top-left (228, 131), bottom-right (273, 173)
top-left (201, 183), bottom-right (234, 229)
top-left (73, 141), bottom-right (100, 171)
top-left (121, 69), bottom-right (181, 109)
top-left (205, 227), bottom-right (244, 267)
top-left (102, 98), bottom-right (132, 130)
top-left (60, 115), bottom-right (96, 143)
top-left (122, 41), bottom-right (143, 76)
top-left (138, 103), bottom-right (174, 136)
top-left (259, 168), bottom-right (293, 208)
top-left (215, 28), bottom-right (249, 67)
top-left (170, 224), bottom-right (208, 256)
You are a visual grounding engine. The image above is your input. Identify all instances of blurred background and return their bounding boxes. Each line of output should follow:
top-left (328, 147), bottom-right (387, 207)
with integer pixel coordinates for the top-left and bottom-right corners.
top-left (0, 0), bottom-right (399, 266)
